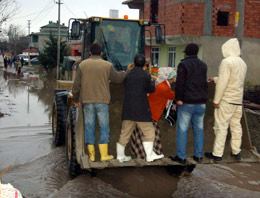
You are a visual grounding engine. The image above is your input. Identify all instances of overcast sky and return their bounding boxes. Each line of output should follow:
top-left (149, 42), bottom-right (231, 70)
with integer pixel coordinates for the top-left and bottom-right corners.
top-left (3, 0), bottom-right (139, 35)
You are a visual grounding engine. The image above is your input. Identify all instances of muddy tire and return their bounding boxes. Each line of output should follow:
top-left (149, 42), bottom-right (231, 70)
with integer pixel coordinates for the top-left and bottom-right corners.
top-left (66, 106), bottom-right (82, 177)
top-left (52, 91), bottom-right (68, 146)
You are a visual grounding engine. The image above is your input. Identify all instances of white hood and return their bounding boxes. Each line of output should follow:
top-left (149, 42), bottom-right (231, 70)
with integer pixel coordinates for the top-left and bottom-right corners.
top-left (221, 38), bottom-right (241, 58)
top-left (214, 38), bottom-right (247, 105)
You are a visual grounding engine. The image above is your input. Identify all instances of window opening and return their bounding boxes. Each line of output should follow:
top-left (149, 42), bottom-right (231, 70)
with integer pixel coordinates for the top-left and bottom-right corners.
top-left (151, 0), bottom-right (158, 23)
top-left (151, 47), bottom-right (160, 66)
top-left (32, 35), bottom-right (38, 43)
top-left (168, 46), bottom-right (176, 68)
top-left (217, 11), bottom-right (229, 26)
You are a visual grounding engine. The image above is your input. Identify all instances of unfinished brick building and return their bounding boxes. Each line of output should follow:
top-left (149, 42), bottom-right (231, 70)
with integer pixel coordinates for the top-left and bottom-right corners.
top-left (123, 0), bottom-right (260, 85)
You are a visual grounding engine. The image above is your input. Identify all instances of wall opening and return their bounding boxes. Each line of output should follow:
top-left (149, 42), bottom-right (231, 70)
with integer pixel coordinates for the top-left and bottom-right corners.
top-left (32, 35), bottom-right (39, 43)
top-left (150, 0), bottom-right (158, 23)
top-left (217, 11), bottom-right (229, 26)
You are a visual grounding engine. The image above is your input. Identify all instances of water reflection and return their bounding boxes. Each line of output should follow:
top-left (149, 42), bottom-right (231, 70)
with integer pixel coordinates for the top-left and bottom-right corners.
top-left (0, 70), bottom-right (56, 127)
top-left (0, 70), bottom-right (55, 170)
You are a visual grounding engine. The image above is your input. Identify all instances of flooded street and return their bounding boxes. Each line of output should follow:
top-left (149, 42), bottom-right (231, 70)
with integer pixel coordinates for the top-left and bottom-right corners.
top-left (0, 69), bottom-right (260, 198)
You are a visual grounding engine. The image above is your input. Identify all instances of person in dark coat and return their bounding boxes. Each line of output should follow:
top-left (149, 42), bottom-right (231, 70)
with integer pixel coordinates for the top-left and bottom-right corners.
top-left (20, 57), bottom-right (24, 67)
top-left (170, 43), bottom-right (208, 164)
top-left (12, 57), bottom-right (16, 67)
top-left (4, 57), bottom-right (8, 69)
top-left (116, 54), bottom-right (164, 163)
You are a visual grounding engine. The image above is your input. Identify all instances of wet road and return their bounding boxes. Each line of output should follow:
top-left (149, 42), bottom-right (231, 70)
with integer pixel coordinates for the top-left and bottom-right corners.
top-left (0, 69), bottom-right (260, 198)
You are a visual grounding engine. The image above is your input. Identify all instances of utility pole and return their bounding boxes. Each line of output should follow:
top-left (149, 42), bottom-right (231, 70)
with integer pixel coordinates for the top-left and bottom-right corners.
top-left (235, 0), bottom-right (245, 50)
top-left (27, 20), bottom-right (31, 66)
top-left (56, 0), bottom-right (62, 80)
top-left (14, 27), bottom-right (17, 56)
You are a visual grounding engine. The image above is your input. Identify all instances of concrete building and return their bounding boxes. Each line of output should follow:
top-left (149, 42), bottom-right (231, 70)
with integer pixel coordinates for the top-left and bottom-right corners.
top-left (30, 21), bottom-right (68, 52)
top-left (109, 9), bottom-right (119, 18)
top-left (123, 0), bottom-right (260, 85)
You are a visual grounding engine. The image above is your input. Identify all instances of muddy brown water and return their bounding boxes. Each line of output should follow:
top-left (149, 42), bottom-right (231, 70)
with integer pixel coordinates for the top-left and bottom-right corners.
top-left (0, 69), bottom-right (260, 198)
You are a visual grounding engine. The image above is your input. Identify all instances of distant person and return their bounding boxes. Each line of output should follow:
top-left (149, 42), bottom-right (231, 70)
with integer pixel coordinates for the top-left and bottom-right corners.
top-left (16, 58), bottom-right (22, 75)
top-left (107, 32), bottom-right (124, 53)
top-left (205, 38), bottom-right (247, 161)
top-left (170, 43), bottom-right (208, 164)
top-left (4, 56), bottom-right (7, 69)
top-left (72, 43), bottom-right (125, 162)
top-left (7, 58), bottom-right (11, 68)
top-left (21, 57), bottom-right (24, 67)
top-left (116, 54), bottom-right (164, 163)
top-left (12, 57), bottom-right (16, 67)
top-left (130, 67), bottom-right (176, 159)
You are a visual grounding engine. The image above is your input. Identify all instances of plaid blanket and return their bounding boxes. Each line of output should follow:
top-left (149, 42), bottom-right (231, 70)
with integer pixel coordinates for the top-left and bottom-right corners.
top-left (130, 120), bottom-right (163, 159)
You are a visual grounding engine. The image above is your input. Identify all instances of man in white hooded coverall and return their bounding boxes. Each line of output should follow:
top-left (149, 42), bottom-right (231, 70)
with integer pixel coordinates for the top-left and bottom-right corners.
top-left (205, 38), bottom-right (247, 161)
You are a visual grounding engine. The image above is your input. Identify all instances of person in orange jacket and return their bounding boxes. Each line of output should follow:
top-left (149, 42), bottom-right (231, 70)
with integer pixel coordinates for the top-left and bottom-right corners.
top-left (129, 67), bottom-right (176, 159)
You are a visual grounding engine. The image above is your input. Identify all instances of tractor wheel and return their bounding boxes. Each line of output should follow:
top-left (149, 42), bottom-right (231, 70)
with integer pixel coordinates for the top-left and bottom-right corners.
top-left (66, 106), bottom-right (82, 177)
top-left (52, 91), bottom-right (68, 146)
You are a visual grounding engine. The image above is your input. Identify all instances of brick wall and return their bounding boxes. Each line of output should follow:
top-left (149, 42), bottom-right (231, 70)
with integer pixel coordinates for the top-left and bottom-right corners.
top-left (144, 1), bottom-right (151, 22)
top-left (144, 1), bottom-right (153, 37)
top-left (145, 1), bottom-right (204, 37)
top-left (164, 2), bottom-right (183, 35)
top-left (244, 0), bottom-right (260, 38)
top-left (139, 9), bottom-right (144, 19)
top-left (180, 2), bottom-right (204, 35)
top-left (212, 0), bottom-right (236, 37)
top-left (143, 0), bottom-right (259, 38)
top-left (159, 1), bottom-right (204, 36)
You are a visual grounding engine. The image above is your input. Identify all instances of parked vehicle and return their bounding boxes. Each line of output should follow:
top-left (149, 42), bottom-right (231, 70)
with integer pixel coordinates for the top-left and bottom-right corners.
top-left (30, 57), bottom-right (39, 65)
top-left (17, 54), bottom-right (29, 65)
top-left (52, 17), bottom-right (260, 177)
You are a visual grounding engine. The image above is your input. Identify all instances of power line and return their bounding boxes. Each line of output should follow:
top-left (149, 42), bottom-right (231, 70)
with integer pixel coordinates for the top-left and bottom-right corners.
top-left (63, 1), bottom-right (78, 17)
top-left (21, 2), bottom-right (55, 33)
top-left (34, 5), bottom-right (56, 27)
top-left (31, 0), bottom-right (54, 24)
top-left (11, 6), bottom-right (53, 20)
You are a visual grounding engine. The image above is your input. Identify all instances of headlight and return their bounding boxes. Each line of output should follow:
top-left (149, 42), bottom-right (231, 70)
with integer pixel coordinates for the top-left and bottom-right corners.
top-left (93, 17), bottom-right (100, 22)
top-left (143, 20), bottom-right (151, 26)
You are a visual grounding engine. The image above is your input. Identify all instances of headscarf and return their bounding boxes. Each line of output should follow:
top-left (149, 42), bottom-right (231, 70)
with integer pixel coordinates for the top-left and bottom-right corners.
top-left (155, 67), bottom-right (176, 86)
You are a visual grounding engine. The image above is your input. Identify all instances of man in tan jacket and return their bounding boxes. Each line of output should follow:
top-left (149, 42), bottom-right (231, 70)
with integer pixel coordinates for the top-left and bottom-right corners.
top-left (72, 43), bottom-right (125, 162)
top-left (205, 38), bottom-right (247, 161)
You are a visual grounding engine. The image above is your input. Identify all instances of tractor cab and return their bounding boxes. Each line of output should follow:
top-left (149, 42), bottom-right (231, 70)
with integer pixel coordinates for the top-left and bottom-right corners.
top-left (69, 17), bottom-right (149, 71)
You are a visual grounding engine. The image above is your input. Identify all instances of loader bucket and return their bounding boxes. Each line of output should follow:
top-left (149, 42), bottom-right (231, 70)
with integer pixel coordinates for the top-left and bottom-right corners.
top-left (74, 82), bottom-right (259, 170)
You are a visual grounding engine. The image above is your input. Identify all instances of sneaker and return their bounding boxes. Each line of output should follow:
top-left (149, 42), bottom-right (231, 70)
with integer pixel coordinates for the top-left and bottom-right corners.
top-left (204, 152), bottom-right (222, 161)
top-left (193, 156), bottom-right (203, 163)
top-left (169, 155), bottom-right (186, 164)
top-left (231, 152), bottom-right (241, 160)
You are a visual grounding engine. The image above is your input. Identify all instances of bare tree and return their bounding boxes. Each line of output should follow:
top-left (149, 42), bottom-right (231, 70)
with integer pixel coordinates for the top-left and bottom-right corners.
top-left (0, 0), bottom-right (19, 24)
top-left (7, 24), bottom-right (28, 56)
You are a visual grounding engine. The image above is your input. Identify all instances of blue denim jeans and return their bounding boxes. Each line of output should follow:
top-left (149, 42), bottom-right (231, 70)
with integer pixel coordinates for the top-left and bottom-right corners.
top-left (83, 103), bottom-right (110, 145)
top-left (176, 104), bottom-right (206, 159)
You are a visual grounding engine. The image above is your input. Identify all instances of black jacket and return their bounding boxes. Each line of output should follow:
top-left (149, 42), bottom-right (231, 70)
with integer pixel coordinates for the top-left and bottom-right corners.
top-left (122, 67), bottom-right (155, 122)
top-left (175, 56), bottom-right (208, 104)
